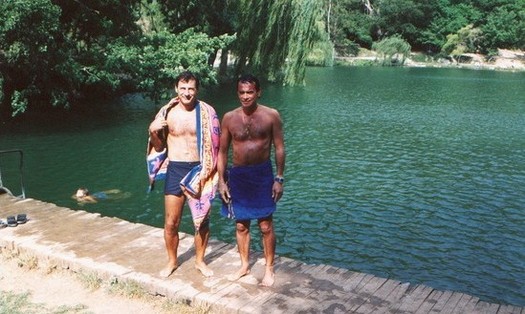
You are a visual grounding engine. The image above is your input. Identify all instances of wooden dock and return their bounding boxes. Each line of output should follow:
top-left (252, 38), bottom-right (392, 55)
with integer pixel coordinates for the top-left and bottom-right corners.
top-left (0, 193), bottom-right (523, 313)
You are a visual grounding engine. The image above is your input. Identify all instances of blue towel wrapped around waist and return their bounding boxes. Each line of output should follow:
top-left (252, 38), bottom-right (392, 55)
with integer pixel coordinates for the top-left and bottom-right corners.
top-left (221, 160), bottom-right (276, 220)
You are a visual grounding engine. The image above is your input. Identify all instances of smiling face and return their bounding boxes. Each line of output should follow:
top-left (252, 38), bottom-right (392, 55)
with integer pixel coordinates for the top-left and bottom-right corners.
top-left (237, 81), bottom-right (261, 109)
top-left (175, 79), bottom-right (198, 107)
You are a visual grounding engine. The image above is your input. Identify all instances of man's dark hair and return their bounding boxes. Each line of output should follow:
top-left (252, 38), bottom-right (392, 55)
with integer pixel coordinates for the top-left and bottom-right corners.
top-left (175, 71), bottom-right (200, 89)
top-left (237, 74), bottom-right (261, 91)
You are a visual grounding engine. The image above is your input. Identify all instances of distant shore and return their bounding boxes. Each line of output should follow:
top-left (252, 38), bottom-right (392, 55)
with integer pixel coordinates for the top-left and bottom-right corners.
top-left (336, 48), bottom-right (525, 72)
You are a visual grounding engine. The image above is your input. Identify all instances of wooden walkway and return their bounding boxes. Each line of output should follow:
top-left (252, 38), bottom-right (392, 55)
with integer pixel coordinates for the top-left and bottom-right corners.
top-left (0, 193), bottom-right (523, 313)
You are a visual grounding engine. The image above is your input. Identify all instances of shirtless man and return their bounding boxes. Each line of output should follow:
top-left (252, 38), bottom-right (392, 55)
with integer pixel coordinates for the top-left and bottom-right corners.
top-left (148, 71), bottom-right (217, 278)
top-left (218, 74), bottom-right (285, 287)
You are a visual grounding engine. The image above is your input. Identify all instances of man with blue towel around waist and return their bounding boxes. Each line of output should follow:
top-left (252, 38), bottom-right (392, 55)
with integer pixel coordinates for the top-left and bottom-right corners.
top-left (218, 74), bottom-right (286, 287)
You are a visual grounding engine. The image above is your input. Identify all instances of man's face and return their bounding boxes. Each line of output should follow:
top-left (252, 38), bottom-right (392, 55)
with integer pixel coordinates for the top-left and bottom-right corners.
top-left (237, 81), bottom-right (260, 108)
top-left (176, 79), bottom-right (198, 106)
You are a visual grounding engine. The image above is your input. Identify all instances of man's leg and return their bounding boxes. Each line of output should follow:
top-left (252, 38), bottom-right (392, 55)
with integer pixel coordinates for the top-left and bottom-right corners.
top-left (258, 216), bottom-right (275, 286)
top-left (194, 220), bottom-right (214, 277)
top-left (228, 220), bottom-right (251, 281)
top-left (160, 194), bottom-right (184, 277)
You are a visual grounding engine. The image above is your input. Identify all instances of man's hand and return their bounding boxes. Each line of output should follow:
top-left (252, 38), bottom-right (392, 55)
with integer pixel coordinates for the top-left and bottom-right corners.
top-left (149, 118), bottom-right (167, 134)
top-left (218, 181), bottom-right (231, 203)
top-left (272, 182), bottom-right (283, 202)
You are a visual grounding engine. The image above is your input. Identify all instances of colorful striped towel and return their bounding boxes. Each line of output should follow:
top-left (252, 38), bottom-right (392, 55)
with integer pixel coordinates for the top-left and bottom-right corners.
top-left (146, 101), bottom-right (176, 192)
top-left (146, 100), bottom-right (220, 230)
top-left (181, 101), bottom-right (220, 230)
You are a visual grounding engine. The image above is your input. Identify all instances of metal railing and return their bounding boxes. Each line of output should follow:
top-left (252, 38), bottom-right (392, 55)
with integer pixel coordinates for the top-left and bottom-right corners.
top-left (0, 149), bottom-right (26, 199)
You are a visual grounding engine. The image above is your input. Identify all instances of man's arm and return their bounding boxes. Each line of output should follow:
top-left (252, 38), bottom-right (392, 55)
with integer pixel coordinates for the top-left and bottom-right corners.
top-left (272, 110), bottom-right (285, 202)
top-left (148, 119), bottom-right (167, 152)
top-left (217, 113), bottom-right (232, 203)
top-left (148, 98), bottom-right (179, 152)
top-left (272, 110), bottom-right (285, 177)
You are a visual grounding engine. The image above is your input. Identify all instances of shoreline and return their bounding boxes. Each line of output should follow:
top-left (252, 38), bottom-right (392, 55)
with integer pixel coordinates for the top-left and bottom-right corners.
top-left (335, 49), bottom-right (525, 72)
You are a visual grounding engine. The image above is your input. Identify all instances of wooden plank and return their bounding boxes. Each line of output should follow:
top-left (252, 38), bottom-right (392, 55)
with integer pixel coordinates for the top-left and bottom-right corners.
top-left (274, 257), bottom-right (302, 273)
top-left (374, 281), bottom-right (411, 314)
top-left (345, 273), bottom-right (373, 293)
top-left (497, 304), bottom-right (524, 314)
top-left (195, 280), bottom-right (240, 305)
top-left (237, 290), bottom-right (276, 314)
top-left (301, 288), bottom-right (353, 313)
top-left (350, 276), bottom-right (389, 312)
top-left (439, 291), bottom-right (465, 313)
top-left (414, 289), bottom-right (445, 314)
top-left (475, 301), bottom-right (501, 314)
top-left (391, 284), bottom-right (434, 313)
top-left (355, 279), bottom-right (406, 313)
top-left (205, 240), bottom-right (233, 259)
top-left (295, 263), bottom-right (323, 276)
top-left (259, 293), bottom-right (320, 314)
top-left (450, 293), bottom-right (476, 314)
top-left (458, 296), bottom-right (480, 314)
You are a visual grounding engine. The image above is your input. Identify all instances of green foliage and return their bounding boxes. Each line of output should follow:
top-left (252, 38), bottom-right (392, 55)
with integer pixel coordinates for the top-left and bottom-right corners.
top-left (329, 0), bottom-right (524, 54)
top-left (234, 0), bottom-right (324, 85)
top-left (157, 0), bottom-right (235, 37)
top-left (104, 29), bottom-right (234, 102)
top-left (52, 0), bottom-right (142, 42)
top-left (327, 0), bottom-right (375, 52)
top-left (375, 0), bottom-right (434, 48)
top-left (0, 0), bottom-right (65, 116)
top-left (420, 2), bottom-right (482, 52)
top-left (307, 39), bottom-right (334, 66)
top-left (3, 0), bottom-right (525, 116)
top-left (0, 0), bottom-right (232, 116)
top-left (137, 0), bottom-right (169, 33)
top-left (442, 24), bottom-right (483, 58)
top-left (372, 35), bottom-right (411, 66)
top-left (481, 3), bottom-right (525, 50)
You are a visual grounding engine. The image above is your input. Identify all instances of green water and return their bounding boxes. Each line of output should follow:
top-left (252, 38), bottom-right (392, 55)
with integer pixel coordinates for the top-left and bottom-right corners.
top-left (1, 66), bottom-right (524, 306)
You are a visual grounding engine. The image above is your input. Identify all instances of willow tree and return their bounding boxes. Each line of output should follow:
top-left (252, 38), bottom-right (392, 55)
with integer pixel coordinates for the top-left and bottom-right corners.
top-left (233, 0), bottom-right (324, 86)
top-left (372, 35), bottom-right (411, 66)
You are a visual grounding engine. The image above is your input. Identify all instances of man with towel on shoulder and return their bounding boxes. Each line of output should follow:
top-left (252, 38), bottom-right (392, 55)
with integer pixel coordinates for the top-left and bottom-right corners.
top-left (148, 71), bottom-right (220, 278)
top-left (218, 74), bottom-right (286, 287)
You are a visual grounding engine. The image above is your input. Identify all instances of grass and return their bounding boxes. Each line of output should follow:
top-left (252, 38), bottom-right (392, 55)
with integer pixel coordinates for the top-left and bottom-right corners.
top-left (0, 290), bottom-right (88, 314)
top-left (1, 248), bottom-right (213, 314)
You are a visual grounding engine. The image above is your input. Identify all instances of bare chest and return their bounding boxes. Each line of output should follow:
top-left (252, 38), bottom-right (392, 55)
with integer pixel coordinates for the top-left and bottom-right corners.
top-left (167, 108), bottom-right (197, 136)
top-left (232, 113), bottom-right (271, 141)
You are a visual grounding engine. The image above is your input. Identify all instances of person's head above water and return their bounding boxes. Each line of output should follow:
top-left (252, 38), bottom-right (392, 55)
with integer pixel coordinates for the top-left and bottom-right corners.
top-left (75, 188), bottom-right (89, 198)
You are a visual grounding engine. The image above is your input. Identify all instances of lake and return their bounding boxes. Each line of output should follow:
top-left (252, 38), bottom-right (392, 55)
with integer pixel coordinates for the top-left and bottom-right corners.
top-left (1, 66), bottom-right (524, 306)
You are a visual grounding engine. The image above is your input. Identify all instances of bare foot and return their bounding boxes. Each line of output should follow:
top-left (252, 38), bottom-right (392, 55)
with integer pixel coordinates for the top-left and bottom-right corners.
top-left (195, 262), bottom-right (214, 277)
top-left (260, 268), bottom-right (275, 287)
top-left (227, 268), bottom-right (250, 282)
top-left (159, 263), bottom-right (177, 278)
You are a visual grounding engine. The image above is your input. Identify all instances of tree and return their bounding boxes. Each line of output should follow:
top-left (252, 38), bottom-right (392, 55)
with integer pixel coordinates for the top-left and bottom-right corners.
top-left (481, 3), bottom-right (525, 51)
top-left (104, 29), bottom-right (233, 102)
top-left (0, 0), bottom-right (233, 117)
top-left (233, 0), bottom-right (324, 85)
top-left (420, 1), bottom-right (482, 53)
top-left (372, 35), bottom-right (411, 65)
top-left (329, 0), bottom-right (375, 51)
top-left (0, 0), bottom-right (65, 116)
top-left (373, 0), bottom-right (434, 50)
top-left (441, 24), bottom-right (483, 61)
top-left (156, 0), bottom-right (236, 74)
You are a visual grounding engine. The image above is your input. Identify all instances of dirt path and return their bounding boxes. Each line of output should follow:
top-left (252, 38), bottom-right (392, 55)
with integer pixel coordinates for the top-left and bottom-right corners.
top-left (0, 252), bottom-right (202, 313)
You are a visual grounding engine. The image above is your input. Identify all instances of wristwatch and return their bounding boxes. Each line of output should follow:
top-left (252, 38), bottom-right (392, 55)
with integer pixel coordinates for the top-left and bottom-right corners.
top-left (274, 176), bottom-right (284, 184)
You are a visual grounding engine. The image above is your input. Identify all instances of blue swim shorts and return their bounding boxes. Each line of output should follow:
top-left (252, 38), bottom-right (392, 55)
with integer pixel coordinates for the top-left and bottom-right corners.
top-left (164, 161), bottom-right (200, 196)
